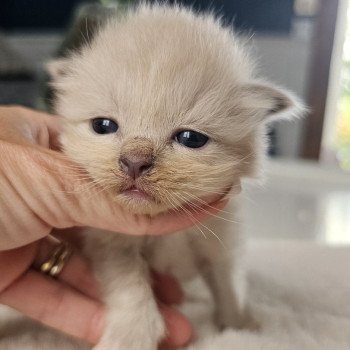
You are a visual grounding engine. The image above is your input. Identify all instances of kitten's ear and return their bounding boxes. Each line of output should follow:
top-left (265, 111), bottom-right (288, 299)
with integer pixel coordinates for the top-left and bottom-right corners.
top-left (241, 82), bottom-right (303, 123)
top-left (46, 58), bottom-right (72, 82)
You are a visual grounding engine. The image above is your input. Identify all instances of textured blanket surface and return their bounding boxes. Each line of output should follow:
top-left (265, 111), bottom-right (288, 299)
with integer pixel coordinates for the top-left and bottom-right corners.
top-left (185, 240), bottom-right (350, 350)
top-left (1, 239), bottom-right (350, 349)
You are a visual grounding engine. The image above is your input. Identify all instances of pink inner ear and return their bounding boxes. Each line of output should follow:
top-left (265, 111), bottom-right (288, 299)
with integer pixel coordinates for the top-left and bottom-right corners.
top-left (268, 95), bottom-right (291, 114)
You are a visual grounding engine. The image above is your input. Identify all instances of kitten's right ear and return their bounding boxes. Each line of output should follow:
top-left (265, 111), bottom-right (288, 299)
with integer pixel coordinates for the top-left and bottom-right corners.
top-left (241, 82), bottom-right (304, 124)
top-left (46, 58), bottom-right (71, 82)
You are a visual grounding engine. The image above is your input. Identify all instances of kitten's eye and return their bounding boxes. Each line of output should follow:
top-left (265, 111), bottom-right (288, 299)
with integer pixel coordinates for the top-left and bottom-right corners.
top-left (91, 118), bottom-right (118, 134)
top-left (175, 130), bottom-right (209, 148)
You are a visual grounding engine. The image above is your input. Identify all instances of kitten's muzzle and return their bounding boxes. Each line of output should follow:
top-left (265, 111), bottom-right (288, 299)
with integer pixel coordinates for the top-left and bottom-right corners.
top-left (119, 154), bottom-right (154, 180)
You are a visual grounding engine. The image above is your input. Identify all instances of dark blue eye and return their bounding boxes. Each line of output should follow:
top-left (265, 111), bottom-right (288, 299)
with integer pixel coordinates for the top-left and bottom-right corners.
top-left (175, 130), bottom-right (209, 148)
top-left (92, 118), bottom-right (118, 134)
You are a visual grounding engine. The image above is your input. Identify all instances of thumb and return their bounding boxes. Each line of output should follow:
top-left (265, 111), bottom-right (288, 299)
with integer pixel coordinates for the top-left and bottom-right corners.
top-left (0, 140), bottom-right (124, 249)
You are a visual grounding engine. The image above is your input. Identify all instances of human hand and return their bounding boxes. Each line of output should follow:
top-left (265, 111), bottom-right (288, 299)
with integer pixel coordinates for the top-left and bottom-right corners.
top-left (0, 238), bottom-right (192, 347)
top-left (0, 106), bottom-right (228, 346)
top-left (0, 106), bottom-right (228, 250)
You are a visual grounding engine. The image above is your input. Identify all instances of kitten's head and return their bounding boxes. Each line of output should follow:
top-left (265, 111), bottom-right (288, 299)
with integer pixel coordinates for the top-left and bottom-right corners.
top-left (49, 5), bottom-right (300, 215)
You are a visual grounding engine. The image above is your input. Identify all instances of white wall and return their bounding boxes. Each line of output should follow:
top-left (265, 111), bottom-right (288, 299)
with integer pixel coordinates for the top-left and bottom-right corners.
top-left (252, 19), bottom-right (315, 158)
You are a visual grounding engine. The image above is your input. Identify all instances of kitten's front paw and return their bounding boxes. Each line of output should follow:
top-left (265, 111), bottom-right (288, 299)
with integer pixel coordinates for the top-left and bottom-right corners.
top-left (93, 342), bottom-right (109, 350)
top-left (93, 305), bottom-right (165, 350)
top-left (93, 330), bottom-right (161, 350)
top-left (93, 337), bottom-right (158, 350)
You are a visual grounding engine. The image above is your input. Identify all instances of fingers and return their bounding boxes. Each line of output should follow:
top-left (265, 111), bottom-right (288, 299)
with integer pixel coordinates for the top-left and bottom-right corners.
top-left (1, 123), bottom-right (231, 247)
top-left (152, 271), bottom-right (184, 305)
top-left (0, 240), bottom-right (191, 347)
top-left (16, 106), bottom-right (62, 150)
top-left (33, 238), bottom-right (101, 300)
top-left (0, 244), bottom-right (38, 291)
top-left (33, 241), bottom-right (190, 347)
top-left (159, 303), bottom-right (193, 348)
top-left (0, 142), bottom-right (73, 250)
top-left (152, 272), bottom-right (192, 347)
top-left (0, 106), bottom-right (61, 148)
top-left (34, 111), bottom-right (63, 151)
top-left (0, 239), bottom-right (102, 343)
top-left (0, 270), bottom-right (105, 345)
top-left (0, 270), bottom-right (192, 347)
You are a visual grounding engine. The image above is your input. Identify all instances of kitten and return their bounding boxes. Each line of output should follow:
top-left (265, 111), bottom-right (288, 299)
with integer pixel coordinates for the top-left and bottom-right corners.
top-left (48, 4), bottom-right (299, 349)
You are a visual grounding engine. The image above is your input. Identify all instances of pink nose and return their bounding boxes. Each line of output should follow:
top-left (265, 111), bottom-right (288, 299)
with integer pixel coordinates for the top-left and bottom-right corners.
top-left (119, 155), bottom-right (153, 179)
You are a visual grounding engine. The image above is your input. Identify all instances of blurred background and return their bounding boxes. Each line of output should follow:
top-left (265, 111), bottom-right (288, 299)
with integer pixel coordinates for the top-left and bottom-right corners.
top-left (0, 0), bottom-right (349, 244)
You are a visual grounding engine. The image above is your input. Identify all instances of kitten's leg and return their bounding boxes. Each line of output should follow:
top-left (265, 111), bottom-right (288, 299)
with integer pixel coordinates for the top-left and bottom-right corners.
top-left (196, 254), bottom-right (249, 330)
top-left (190, 218), bottom-right (252, 330)
top-left (85, 233), bottom-right (165, 350)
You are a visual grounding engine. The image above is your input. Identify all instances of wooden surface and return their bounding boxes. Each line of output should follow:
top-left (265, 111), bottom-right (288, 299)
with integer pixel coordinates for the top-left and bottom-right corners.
top-left (302, 0), bottom-right (340, 159)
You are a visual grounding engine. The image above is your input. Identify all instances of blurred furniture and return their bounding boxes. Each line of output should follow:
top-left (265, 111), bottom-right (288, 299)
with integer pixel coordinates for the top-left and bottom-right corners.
top-left (303, 0), bottom-right (340, 159)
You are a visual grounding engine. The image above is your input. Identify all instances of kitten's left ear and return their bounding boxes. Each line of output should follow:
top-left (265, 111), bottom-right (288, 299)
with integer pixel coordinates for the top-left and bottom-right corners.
top-left (241, 82), bottom-right (304, 123)
top-left (46, 58), bottom-right (72, 82)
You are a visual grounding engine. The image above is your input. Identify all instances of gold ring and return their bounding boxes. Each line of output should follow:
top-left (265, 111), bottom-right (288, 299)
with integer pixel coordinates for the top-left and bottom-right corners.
top-left (40, 242), bottom-right (73, 278)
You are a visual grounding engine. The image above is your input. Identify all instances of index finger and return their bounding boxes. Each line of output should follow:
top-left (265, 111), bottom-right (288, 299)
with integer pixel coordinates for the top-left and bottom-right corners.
top-left (0, 106), bottom-right (62, 150)
top-left (18, 106), bottom-right (63, 150)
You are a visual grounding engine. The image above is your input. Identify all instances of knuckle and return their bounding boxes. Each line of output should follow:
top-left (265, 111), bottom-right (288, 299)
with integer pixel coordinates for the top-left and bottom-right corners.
top-left (9, 105), bottom-right (26, 115)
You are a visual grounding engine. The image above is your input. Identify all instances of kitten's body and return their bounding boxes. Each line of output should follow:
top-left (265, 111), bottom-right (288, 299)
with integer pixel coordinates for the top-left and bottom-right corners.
top-left (82, 219), bottom-right (238, 349)
top-left (83, 208), bottom-right (242, 349)
top-left (5, 5), bottom-right (299, 349)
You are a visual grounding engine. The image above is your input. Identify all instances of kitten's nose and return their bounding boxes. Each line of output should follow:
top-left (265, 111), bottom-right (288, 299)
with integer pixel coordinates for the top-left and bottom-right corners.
top-left (119, 155), bottom-right (153, 179)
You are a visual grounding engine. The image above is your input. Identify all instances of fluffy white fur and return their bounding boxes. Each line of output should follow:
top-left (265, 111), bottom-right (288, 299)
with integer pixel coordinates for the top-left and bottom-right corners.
top-left (2, 240), bottom-right (350, 349)
top-left (2, 4), bottom-right (300, 350)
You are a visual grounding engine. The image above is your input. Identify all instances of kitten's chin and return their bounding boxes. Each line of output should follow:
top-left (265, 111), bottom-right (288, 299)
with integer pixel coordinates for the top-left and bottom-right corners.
top-left (116, 192), bottom-right (169, 216)
top-left (116, 181), bottom-right (238, 216)
top-left (116, 182), bottom-right (241, 216)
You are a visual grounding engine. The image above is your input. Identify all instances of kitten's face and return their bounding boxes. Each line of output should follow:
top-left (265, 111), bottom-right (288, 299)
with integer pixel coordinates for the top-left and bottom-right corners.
top-left (58, 95), bottom-right (250, 215)
top-left (51, 6), bottom-right (296, 215)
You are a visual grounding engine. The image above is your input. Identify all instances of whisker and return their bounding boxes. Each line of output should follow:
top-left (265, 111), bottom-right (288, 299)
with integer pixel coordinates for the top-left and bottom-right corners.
top-left (181, 190), bottom-right (234, 215)
top-left (170, 191), bottom-right (227, 248)
top-left (172, 191), bottom-right (239, 226)
top-left (167, 190), bottom-right (228, 247)
top-left (163, 189), bottom-right (208, 240)
top-left (181, 183), bottom-right (241, 196)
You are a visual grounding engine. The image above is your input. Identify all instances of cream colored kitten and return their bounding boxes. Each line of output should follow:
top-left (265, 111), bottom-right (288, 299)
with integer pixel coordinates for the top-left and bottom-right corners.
top-left (47, 4), bottom-right (299, 350)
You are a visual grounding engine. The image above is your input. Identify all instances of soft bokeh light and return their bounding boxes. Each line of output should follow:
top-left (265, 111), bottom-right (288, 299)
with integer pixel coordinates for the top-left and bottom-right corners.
top-left (336, 1), bottom-right (350, 170)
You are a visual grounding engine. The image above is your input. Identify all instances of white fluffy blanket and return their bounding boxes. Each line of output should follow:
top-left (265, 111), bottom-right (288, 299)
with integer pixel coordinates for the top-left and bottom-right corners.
top-left (185, 240), bottom-right (350, 350)
top-left (1, 239), bottom-right (350, 349)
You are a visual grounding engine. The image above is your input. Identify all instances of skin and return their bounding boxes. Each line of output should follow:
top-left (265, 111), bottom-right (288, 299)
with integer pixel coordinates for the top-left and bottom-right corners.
top-left (0, 106), bottom-right (228, 347)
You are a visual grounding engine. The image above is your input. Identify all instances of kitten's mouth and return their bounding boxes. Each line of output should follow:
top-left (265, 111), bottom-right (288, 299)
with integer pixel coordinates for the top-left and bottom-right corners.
top-left (119, 181), bottom-right (240, 211)
top-left (121, 185), bottom-right (154, 201)
top-left (117, 182), bottom-right (167, 215)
